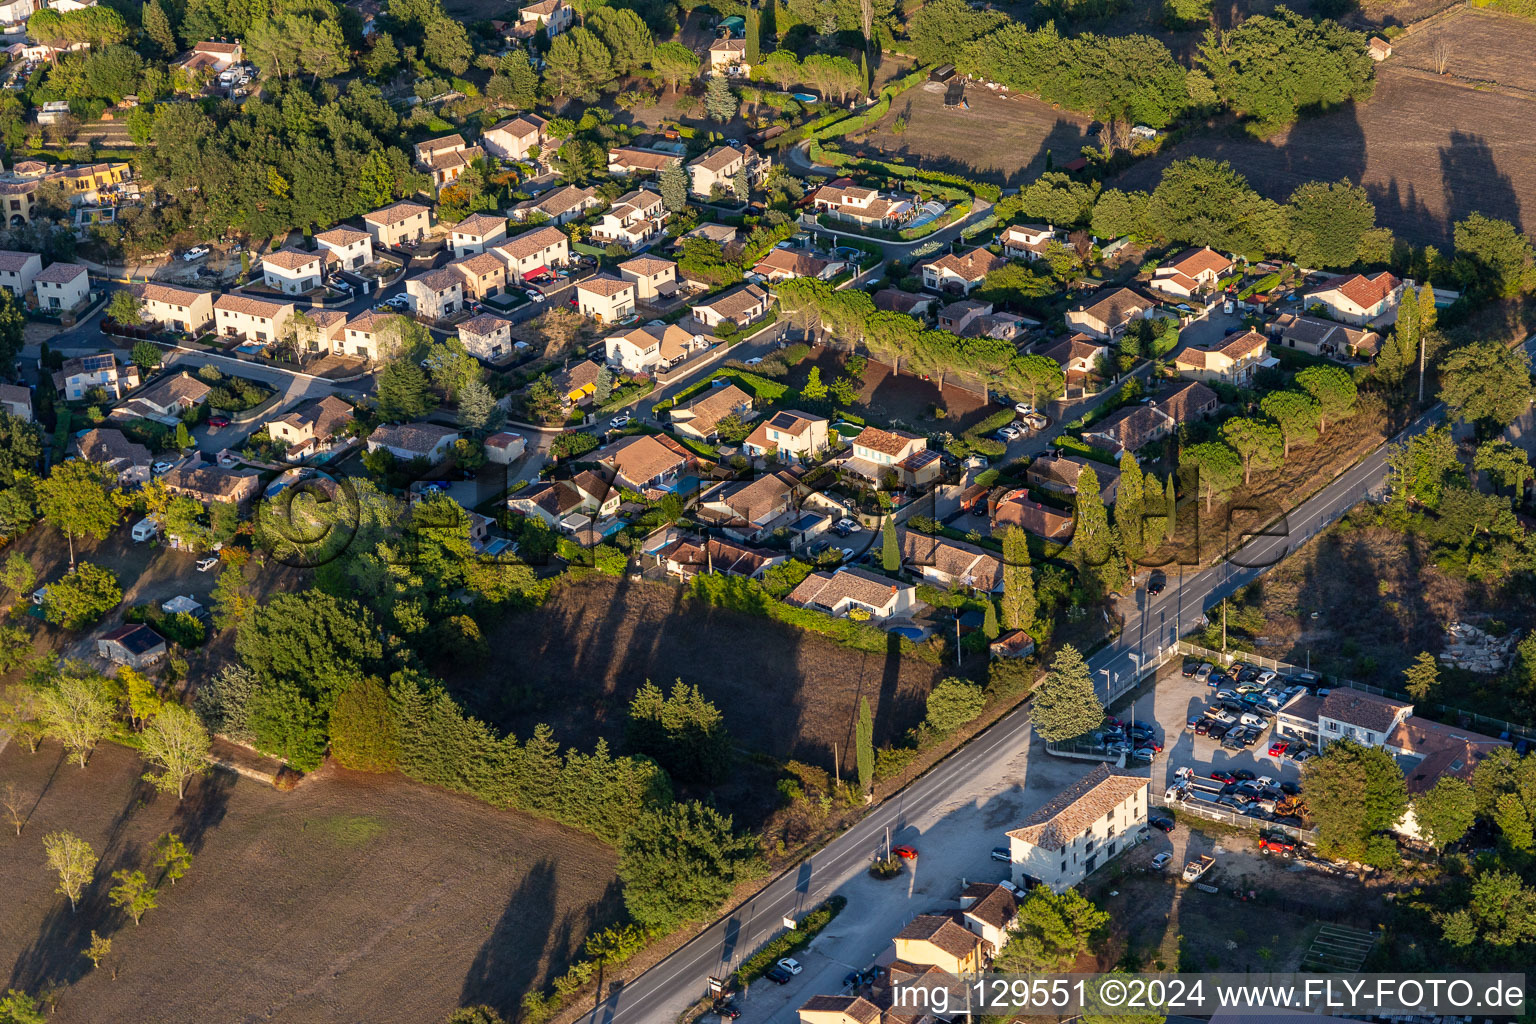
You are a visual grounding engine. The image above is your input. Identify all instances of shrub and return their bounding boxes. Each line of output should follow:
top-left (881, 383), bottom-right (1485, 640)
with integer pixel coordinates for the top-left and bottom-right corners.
top-left (924, 678), bottom-right (986, 735)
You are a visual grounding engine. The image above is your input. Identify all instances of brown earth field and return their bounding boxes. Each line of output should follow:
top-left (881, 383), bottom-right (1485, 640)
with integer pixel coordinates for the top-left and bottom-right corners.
top-left (781, 347), bottom-right (1003, 433)
top-left (1111, 65), bottom-right (1536, 248)
top-left (1388, 7), bottom-right (1536, 94)
top-left (448, 575), bottom-right (956, 823)
top-left (0, 740), bottom-right (620, 1024)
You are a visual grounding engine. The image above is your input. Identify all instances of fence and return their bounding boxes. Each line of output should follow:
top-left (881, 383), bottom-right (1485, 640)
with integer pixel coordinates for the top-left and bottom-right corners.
top-left (1151, 788), bottom-right (1319, 845)
top-left (1175, 641), bottom-right (1536, 744)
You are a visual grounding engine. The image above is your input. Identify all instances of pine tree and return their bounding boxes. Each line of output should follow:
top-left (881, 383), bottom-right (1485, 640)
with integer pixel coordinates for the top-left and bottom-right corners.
top-left (704, 73), bottom-right (737, 122)
top-left (802, 366), bottom-right (828, 401)
top-left (1404, 651), bottom-right (1439, 701)
top-left (1114, 450), bottom-right (1142, 567)
top-left (658, 159), bottom-right (689, 213)
top-left (143, 0), bottom-right (178, 59)
top-left (999, 526), bottom-right (1035, 632)
top-left (881, 515), bottom-right (899, 572)
top-left (1032, 645), bottom-right (1104, 742)
top-left (982, 599), bottom-right (999, 640)
top-left (732, 166), bottom-right (749, 201)
top-left (855, 697), bottom-right (873, 795)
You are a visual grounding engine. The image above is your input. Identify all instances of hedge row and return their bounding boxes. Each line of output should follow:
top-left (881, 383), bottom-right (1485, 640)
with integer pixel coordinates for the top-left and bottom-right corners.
top-left (732, 896), bottom-right (847, 987)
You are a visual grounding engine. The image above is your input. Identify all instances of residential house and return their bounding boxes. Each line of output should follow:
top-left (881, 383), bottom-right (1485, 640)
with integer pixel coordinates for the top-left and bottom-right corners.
top-left (1001, 223), bottom-right (1055, 259)
top-left (707, 36), bottom-right (748, 74)
top-left (1305, 271), bottom-right (1403, 326)
top-left (482, 114), bottom-right (549, 161)
top-left (608, 146), bottom-right (679, 178)
top-left (752, 248), bottom-right (844, 283)
top-left (1151, 246), bottom-right (1234, 299)
top-left (484, 431), bottom-right (526, 464)
top-left (362, 200), bottom-right (432, 248)
top-left (414, 134), bottom-right (484, 190)
top-left (604, 322), bottom-right (700, 374)
top-left (687, 144), bottom-right (760, 197)
top-left (1038, 334), bottom-right (1111, 380)
top-left (1268, 312), bottom-right (1380, 360)
top-left (958, 882), bottom-right (1020, 951)
top-left (1066, 286), bottom-right (1153, 340)
top-left (1006, 763), bottom-right (1149, 892)
top-left (213, 293), bottom-right (294, 343)
top-left (810, 180), bottom-right (914, 229)
top-left (1317, 689), bottom-right (1414, 751)
top-left (97, 624), bottom-right (167, 669)
top-left (404, 268), bottom-right (465, 319)
top-left (897, 530), bottom-right (1002, 592)
top-left (134, 283), bottom-right (214, 334)
top-left (508, 472), bottom-right (618, 529)
top-left (265, 394), bottom-right (354, 454)
top-left (699, 471), bottom-right (796, 542)
top-left (991, 488), bottom-right (1073, 541)
top-left (511, 184), bottom-right (598, 225)
top-left (891, 914), bottom-right (989, 975)
top-left (260, 248), bottom-right (326, 295)
top-left (162, 460), bottom-right (263, 508)
top-left (515, 0), bottom-right (572, 36)
top-left (597, 433), bottom-right (693, 494)
top-left (340, 310), bottom-right (395, 361)
top-left (494, 225), bottom-right (570, 281)
top-left (74, 427), bottom-right (151, 485)
top-left (449, 212), bottom-right (508, 258)
top-left (670, 382), bottom-right (753, 440)
top-left (457, 312), bottom-right (515, 360)
top-left (1369, 36), bottom-right (1392, 60)
top-left (795, 995), bottom-right (885, 1024)
top-left (937, 299), bottom-right (992, 335)
top-left (787, 566), bottom-right (919, 621)
top-left (990, 630), bottom-right (1036, 659)
top-left (447, 251), bottom-right (508, 301)
top-left (921, 247), bottom-right (1005, 295)
top-left (1389, 717), bottom-right (1508, 839)
top-left (1026, 454), bottom-right (1122, 505)
top-left (742, 409), bottom-right (829, 461)
top-left (691, 283), bottom-right (770, 330)
top-left (553, 359), bottom-right (603, 405)
top-left (53, 353), bottom-right (139, 401)
top-left (618, 255), bottom-right (678, 302)
top-left (316, 226), bottom-right (375, 270)
top-left (367, 422), bottom-right (460, 463)
top-left (1172, 328), bottom-right (1268, 385)
top-left (653, 535), bottom-right (783, 580)
top-left (575, 275), bottom-right (636, 323)
top-left (1082, 380), bottom-right (1219, 455)
top-left (591, 189), bottom-right (667, 252)
top-left (188, 39), bottom-right (242, 71)
top-left (32, 261), bottom-right (88, 312)
top-left (0, 383), bottom-right (31, 421)
top-left (873, 289), bottom-right (935, 317)
top-left (116, 371), bottom-right (210, 425)
top-left (0, 249), bottom-right (42, 297)
top-left (845, 426), bottom-right (941, 489)
top-left (676, 222), bottom-right (739, 251)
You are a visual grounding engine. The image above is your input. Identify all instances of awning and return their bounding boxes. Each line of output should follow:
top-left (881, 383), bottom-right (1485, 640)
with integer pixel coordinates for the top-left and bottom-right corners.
top-left (521, 266), bottom-right (546, 281)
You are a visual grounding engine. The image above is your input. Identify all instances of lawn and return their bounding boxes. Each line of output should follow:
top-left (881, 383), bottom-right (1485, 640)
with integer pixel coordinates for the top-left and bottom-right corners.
top-left (0, 740), bottom-right (620, 1024)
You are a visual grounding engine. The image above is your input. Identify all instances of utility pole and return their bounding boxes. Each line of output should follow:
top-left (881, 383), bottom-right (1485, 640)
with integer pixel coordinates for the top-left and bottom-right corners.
top-left (1221, 599), bottom-right (1227, 653)
top-left (1417, 327), bottom-right (1426, 405)
top-left (833, 743), bottom-right (840, 787)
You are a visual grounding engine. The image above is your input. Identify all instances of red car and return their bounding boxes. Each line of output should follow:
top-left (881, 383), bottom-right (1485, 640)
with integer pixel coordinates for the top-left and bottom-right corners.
top-left (1210, 770), bottom-right (1236, 784)
top-left (1136, 739), bottom-right (1164, 753)
top-left (891, 845), bottom-right (918, 860)
top-left (1269, 740), bottom-right (1290, 757)
top-left (208, 414), bottom-right (231, 427)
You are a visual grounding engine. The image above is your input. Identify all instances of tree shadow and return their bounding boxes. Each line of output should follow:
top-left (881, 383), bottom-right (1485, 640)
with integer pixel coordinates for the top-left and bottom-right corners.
top-left (172, 767), bottom-right (236, 855)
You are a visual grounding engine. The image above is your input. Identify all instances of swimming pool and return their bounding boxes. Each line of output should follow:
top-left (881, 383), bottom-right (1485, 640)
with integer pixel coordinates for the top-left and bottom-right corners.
top-left (889, 626), bottom-right (927, 641)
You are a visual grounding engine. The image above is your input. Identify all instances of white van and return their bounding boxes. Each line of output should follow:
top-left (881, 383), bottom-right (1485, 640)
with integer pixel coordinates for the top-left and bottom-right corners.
top-left (132, 516), bottom-right (161, 543)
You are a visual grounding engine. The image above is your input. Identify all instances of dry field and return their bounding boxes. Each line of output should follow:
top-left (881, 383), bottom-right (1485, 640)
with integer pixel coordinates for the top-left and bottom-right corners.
top-left (453, 575), bottom-right (954, 819)
top-left (0, 741), bottom-right (619, 1024)
top-left (1114, 65), bottom-right (1536, 247)
top-left (849, 83), bottom-right (1093, 189)
top-left (783, 349), bottom-right (1003, 433)
top-left (1389, 7), bottom-right (1536, 93)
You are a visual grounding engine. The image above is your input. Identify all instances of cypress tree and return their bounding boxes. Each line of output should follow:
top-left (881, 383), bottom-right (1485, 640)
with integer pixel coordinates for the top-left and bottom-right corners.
top-left (1164, 475), bottom-right (1176, 540)
top-left (982, 599), bottom-right (999, 640)
top-left (855, 697), bottom-right (873, 794)
top-left (882, 515), bottom-right (899, 572)
top-left (1000, 526), bottom-right (1035, 632)
top-left (745, 6), bottom-right (760, 65)
top-left (1114, 450), bottom-right (1143, 567)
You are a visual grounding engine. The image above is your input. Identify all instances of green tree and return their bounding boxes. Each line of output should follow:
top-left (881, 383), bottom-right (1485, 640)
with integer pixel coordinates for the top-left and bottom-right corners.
top-left (1386, 425), bottom-right (1459, 509)
top-left (1286, 180), bottom-right (1377, 269)
top-left (981, 599), bottom-right (999, 640)
top-left (108, 869), bottom-right (159, 926)
top-left (1375, 284), bottom-right (1416, 390)
top-left (704, 73), bottom-right (737, 122)
top-left (1180, 441), bottom-right (1242, 513)
top-left (1162, 0), bottom-right (1210, 28)
top-left (1220, 417), bottom-right (1283, 484)
top-left (650, 41), bottom-right (700, 93)
top-left (1090, 189), bottom-right (1149, 240)
top-left (881, 515), bottom-right (898, 571)
top-left (745, 5), bottom-right (761, 64)
top-left (925, 678), bottom-right (985, 735)
top-left (1452, 212), bottom-right (1536, 300)
top-left (1412, 775), bottom-right (1475, 853)
top-left (1474, 439), bottom-right (1533, 496)
top-left (37, 669), bottom-right (115, 768)
top-left (43, 830), bottom-right (97, 912)
top-left (1000, 525), bottom-right (1036, 632)
top-left (1145, 157), bottom-right (1284, 256)
top-left (1471, 748), bottom-right (1536, 850)
top-left (82, 931), bottom-right (112, 972)
top-left (423, 14), bottom-right (472, 74)
top-left (235, 591), bottom-right (382, 698)
top-left (1114, 450), bottom-right (1143, 565)
top-left (1071, 464), bottom-right (1113, 574)
top-left (376, 359), bottom-right (439, 421)
top-left (330, 676), bottom-right (398, 772)
top-left (855, 696), bottom-right (873, 795)
top-left (1031, 645), bottom-right (1103, 741)
top-left (908, 0), bottom-right (1006, 66)
top-left (1302, 737), bottom-right (1408, 866)
top-left (35, 459), bottom-right (118, 568)
top-left (591, 6), bottom-right (652, 74)
top-left (544, 27), bottom-right (613, 96)
top-left (151, 831), bottom-right (193, 885)
top-left (1, 550), bottom-right (34, 597)
top-left (139, 703), bottom-right (210, 800)
top-left (626, 678), bottom-right (732, 784)
top-left (801, 366), bottom-right (828, 402)
top-left (43, 562), bottom-right (121, 629)
top-left (617, 801), bottom-right (763, 931)
top-left (362, 31), bottom-right (400, 77)
top-left (658, 159), bottom-right (689, 213)
top-left (248, 679), bottom-right (328, 771)
top-left (0, 990), bottom-right (45, 1024)
top-left (107, 288), bottom-right (142, 324)
top-left (1295, 364), bottom-right (1358, 432)
top-left (1439, 340), bottom-right (1531, 428)
top-left (445, 1009), bottom-right (506, 1024)
top-left (210, 564), bottom-right (255, 632)
top-left (828, 375), bottom-right (858, 406)
top-left (994, 886), bottom-right (1108, 971)
top-left (457, 379), bottom-right (500, 434)
top-left (1403, 650), bottom-right (1439, 702)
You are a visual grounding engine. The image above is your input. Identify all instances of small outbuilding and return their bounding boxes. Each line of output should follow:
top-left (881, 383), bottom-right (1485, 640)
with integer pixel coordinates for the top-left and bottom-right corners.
top-left (97, 624), bottom-right (168, 669)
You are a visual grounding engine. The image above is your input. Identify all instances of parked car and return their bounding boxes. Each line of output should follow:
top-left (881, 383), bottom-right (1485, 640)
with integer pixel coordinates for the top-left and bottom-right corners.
top-left (764, 966), bottom-right (793, 985)
top-left (1239, 713), bottom-right (1265, 728)
top-left (1149, 815), bottom-right (1175, 833)
top-left (1194, 663), bottom-right (1213, 682)
top-left (1181, 658), bottom-right (1202, 677)
top-left (1207, 723), bottom-right (1230, 740)
top-left (1193, 719), bottom-right (1211, 736)
top-left (990, 846), bottom-right (1010, 862)
top-left (208, 414), bottom-right (231, 428)
top-left (180, 245), bottom-right (210, 261)
top-left (610, 414), bottom-right (630, 428)
top-left (195, 556), bottom-right (220, 572)
top-left (1151, 852), bottom-right (1172, 870)
top-left (713, 1000), bottom-right (742, 1019)
top-left (891, 845), bottom-right (918, 859)
top-left (1210, 770), bottom-right (1236, 783)
top-left (836, 517), bottom-right (862, 534)
top-left (1014, 402), bottom-right (1035, 415)
top-left (1146, 570), bottom-right (1166, 595)
top-left (1269, 740), bottom-right (1290, 757)
top-left (152, 460), bottom-right (175, 474)
top-left (777, 958), bottom-right (803, 976)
